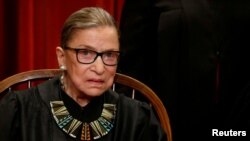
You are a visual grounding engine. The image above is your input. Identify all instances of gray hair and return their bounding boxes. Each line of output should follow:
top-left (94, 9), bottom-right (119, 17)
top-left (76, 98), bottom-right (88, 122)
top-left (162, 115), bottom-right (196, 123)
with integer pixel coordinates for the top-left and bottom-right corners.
top-left (60, 7), bottom-right (119, 48)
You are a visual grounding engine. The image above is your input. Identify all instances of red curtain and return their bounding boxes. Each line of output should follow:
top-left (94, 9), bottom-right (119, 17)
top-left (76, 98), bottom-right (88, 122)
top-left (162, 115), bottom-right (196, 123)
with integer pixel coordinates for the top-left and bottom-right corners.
top-left (0, 0), bottom-right (124, 80)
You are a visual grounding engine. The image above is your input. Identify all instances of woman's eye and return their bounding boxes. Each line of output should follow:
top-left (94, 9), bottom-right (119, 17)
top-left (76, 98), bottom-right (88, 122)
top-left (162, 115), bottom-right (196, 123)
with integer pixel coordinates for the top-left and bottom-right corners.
top-left (105, 52), bottom-right (112, 57)
top-left (83, 50), bottom-right (90, 55)
top-left (79, 50), bottom-right (93, 56)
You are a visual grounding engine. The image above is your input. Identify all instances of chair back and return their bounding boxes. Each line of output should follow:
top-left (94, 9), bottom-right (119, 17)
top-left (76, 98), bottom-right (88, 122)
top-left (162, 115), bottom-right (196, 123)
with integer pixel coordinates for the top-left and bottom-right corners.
top-left (0, 69), bottom-right (172, 141)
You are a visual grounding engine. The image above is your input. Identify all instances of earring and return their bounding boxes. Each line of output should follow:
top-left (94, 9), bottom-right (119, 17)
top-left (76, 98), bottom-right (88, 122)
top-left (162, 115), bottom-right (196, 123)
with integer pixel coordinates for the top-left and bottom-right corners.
top-left (60, 74), bottom-right (65, 90)
top-left (60, 65), bottom-right (66, 70)
top-left (59, 65), bottom-right (66, 90)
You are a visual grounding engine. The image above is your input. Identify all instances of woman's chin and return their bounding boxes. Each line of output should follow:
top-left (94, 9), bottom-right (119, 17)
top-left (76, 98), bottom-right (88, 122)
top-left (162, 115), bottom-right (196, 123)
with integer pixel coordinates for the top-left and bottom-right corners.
top-left (84, 88), bottom-right (106, 97)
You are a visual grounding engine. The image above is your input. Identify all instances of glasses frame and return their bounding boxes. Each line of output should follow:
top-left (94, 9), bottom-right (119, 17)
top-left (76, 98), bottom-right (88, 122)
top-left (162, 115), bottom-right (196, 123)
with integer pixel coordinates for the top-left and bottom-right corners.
top-left (63, 46), bottom-right (120, 66)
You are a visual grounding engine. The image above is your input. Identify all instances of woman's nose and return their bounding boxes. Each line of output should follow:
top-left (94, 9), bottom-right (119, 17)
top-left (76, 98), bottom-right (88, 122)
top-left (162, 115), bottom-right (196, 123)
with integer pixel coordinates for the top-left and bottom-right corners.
top-left (91, 56), bottom-right (105, 74)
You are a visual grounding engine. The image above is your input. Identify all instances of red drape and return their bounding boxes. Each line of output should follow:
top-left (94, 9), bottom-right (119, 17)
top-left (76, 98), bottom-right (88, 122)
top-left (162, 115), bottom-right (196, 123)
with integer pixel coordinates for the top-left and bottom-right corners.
top-left (0, 0), bottom-right (124, 80)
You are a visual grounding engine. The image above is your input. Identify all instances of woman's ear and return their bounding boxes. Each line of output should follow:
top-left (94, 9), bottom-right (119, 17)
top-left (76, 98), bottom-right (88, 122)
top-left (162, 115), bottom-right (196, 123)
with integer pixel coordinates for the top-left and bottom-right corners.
top-left (56, 46), bottom-right (65, 67)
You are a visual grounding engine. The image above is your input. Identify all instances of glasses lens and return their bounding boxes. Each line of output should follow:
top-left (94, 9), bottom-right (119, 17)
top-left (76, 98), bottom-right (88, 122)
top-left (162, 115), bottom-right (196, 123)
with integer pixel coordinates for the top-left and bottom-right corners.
top-left (76, 49), bottom-right (120, 65)
top-left (102, 51), bottom-right (120, 65)
top-left (77, 49), bottom-right (97, 63)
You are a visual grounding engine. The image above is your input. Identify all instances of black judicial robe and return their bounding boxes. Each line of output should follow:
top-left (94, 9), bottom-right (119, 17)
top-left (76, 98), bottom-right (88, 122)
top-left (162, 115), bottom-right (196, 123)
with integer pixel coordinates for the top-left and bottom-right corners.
top-left (0, 77), bottom-right (166, 141)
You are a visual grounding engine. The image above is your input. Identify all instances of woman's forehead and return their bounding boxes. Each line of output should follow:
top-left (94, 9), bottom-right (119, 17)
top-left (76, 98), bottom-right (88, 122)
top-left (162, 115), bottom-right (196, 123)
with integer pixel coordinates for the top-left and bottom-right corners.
top-left (68, 27), bottom-right (119, 50)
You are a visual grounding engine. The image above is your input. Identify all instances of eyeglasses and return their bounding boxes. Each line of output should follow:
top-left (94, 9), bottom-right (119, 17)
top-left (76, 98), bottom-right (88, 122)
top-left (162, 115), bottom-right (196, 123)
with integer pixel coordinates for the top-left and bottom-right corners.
top-left (63, 46), bottom-right (120, 66)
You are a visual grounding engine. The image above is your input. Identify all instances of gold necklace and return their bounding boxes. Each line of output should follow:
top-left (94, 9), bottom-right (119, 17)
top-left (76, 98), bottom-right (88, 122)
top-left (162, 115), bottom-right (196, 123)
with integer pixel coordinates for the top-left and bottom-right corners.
top-left (50, 101), bottom-right (116, 140)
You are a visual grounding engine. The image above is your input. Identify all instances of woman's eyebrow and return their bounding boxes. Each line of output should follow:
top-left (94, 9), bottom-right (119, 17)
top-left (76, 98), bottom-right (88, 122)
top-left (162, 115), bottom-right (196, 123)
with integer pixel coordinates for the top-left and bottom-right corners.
top-left (76, 44), bottom-right (119, 52)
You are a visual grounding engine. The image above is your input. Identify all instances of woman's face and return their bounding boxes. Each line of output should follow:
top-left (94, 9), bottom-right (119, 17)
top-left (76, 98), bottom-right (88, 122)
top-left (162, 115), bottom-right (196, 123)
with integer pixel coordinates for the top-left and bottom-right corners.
top-left (57, 26), bottom-right (119, 98)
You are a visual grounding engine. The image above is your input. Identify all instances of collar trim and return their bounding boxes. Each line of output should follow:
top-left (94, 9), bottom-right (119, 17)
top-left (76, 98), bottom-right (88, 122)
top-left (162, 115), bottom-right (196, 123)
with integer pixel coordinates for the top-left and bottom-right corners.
top-left (50, 101), bottom-right (116, 140)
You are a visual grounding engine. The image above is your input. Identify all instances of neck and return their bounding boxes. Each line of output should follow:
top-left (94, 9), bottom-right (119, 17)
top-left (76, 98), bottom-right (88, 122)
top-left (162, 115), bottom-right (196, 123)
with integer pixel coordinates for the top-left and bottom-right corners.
top-left (61, 75), bottom-right (91, 107)
top-left (66, 90), bottom-right (91, 107)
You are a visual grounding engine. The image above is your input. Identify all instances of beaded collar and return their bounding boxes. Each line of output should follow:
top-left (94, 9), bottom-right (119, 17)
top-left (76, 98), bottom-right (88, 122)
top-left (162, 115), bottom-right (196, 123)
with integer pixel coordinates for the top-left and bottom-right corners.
top-left (50, 101), bottom-right (116, 140)
top-left (50, 89), bottom-right (116, 140)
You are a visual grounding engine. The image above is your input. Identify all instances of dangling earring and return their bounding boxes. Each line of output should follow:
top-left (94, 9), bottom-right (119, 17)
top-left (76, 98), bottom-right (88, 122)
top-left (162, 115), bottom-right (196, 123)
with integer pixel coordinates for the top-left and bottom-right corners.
top-left (59, 65), bottom-right (66, 90)
top-left (60, 74), bottom-right (65, 90)
top-left (60, 65), bottom-right (66, 71)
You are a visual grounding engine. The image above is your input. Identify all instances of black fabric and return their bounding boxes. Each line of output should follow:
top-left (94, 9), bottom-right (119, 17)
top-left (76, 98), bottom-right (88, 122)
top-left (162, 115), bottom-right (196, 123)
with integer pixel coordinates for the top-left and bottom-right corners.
top-left (118, 0), bottom-right (250, 140)
top-left (61, 89), bottom-right (104, 122)
top-left (0, 77), bottom-right (166, 141)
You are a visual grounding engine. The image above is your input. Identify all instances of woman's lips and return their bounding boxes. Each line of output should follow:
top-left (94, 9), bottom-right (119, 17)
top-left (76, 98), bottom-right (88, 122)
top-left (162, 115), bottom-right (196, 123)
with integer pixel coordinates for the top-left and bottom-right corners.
top-left (87, 79), bottom-right (104, 86)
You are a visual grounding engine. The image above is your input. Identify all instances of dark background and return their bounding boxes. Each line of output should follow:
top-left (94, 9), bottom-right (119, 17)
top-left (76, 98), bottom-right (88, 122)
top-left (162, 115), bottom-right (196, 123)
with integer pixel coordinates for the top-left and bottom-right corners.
top-left (118, 0), bottom-right (250, 140)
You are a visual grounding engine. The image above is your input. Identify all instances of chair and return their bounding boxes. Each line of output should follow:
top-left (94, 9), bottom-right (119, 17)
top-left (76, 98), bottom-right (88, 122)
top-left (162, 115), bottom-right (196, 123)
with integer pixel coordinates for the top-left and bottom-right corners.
top-left (0, 69), bottom-right (172, 141)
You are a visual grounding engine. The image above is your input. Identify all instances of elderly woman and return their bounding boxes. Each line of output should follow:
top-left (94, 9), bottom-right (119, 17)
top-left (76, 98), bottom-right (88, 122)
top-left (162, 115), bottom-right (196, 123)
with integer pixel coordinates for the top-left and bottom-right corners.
top-left (0, 7), bottom-right (167, 141)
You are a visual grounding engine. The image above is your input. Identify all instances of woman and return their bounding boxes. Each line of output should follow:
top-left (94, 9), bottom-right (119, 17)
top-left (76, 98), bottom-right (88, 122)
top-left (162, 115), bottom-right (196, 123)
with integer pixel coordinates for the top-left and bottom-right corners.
top-left (0, 7), bottom-right (166, 141)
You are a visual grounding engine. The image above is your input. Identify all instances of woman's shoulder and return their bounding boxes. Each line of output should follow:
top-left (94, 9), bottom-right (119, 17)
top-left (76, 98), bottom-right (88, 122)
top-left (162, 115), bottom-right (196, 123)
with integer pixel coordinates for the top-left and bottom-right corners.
top-left (108, 90), bottom-right (152, 117)
top-left (123, 95), bottom-right (151, 113)
top-left (3, 86), bottom-right (38, 102)
top-left (1, 76), bottom-right (60, 104)
top-left (107, 89), bottom-right (151, 110)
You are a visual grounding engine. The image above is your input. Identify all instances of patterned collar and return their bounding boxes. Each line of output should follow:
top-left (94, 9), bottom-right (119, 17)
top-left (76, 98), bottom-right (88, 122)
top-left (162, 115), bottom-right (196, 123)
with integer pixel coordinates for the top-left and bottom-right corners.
top-left (49, 87), bottom-right (117, 140)
top-left (50, 101), bottom-right (116, 140)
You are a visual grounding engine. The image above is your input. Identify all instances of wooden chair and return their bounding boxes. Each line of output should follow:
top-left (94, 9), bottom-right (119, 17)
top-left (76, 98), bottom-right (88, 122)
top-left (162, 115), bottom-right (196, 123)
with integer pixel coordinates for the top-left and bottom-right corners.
top-left (0, 69), bottom-right (172, 141)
